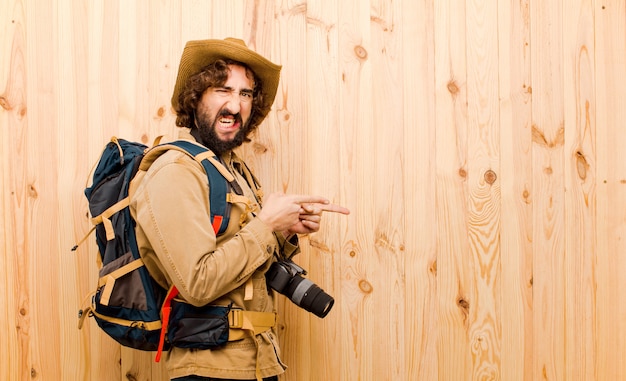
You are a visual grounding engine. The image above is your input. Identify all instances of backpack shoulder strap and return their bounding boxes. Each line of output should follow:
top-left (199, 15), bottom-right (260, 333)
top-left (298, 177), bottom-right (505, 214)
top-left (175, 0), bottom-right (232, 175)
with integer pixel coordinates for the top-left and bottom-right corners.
top-left (139, 140), bottom-right (233, 236)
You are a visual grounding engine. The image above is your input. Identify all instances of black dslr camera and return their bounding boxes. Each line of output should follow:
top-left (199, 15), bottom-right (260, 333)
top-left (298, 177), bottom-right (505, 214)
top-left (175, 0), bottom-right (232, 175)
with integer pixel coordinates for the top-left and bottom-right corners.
top-left (266, 259), bottom-right (334, 318)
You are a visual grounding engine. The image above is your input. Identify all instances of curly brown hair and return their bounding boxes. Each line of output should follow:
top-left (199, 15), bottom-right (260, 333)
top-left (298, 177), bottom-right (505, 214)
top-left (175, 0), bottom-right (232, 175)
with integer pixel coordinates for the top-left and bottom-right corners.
top-left (174, 59), bottom-right (267, 140)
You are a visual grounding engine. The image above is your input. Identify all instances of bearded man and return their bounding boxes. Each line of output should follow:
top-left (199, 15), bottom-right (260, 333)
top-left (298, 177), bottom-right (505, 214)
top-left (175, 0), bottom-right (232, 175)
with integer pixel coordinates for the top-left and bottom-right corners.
top-left (130, 38), bottom-right (349, 381)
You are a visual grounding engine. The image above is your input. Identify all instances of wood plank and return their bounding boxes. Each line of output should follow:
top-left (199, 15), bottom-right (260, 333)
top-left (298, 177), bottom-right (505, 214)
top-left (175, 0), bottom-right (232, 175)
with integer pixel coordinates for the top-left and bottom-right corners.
top-left (562, 0), bottom-right (597, 380)
top-left (55, 0), bottom-right (94, 379)
top-left (145, 0), bottom-right (181, 143)
top-left (433, 0), bottom-right (472, 380)
top-left (465, 0), bottom-right (502, 379)
top-left (497, 0), bottom-right (533, 380)
top-left (594, 0), bottom-right (626, 379)
top-left (336, 0), bottom-right (377, 379)
top-left (117, 0), bottom-right (141, 140)
top-left (0, 1), bottom-right (28, 380)
top-left (530, 0), bottom-right (567, 379)
top-left (87, 0), bottom-right (120, 146)
top-left (368, 0), bottom-right (407, 379)
top-left (24, 0), bottom-right (63, 378)
top-left (401, 0), bottom-right (438, 379)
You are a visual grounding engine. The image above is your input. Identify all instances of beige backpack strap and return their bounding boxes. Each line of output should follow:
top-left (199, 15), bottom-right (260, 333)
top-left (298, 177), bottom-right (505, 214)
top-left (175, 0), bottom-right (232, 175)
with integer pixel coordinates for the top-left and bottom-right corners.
top-left (228, 310), bottom-right (277, 335)
top-left (98, 258), bottom-right (144, 305)
top-left (195, 151), bottom-right (235, 182)
top-left (90, 197), bottom-right (130, 241)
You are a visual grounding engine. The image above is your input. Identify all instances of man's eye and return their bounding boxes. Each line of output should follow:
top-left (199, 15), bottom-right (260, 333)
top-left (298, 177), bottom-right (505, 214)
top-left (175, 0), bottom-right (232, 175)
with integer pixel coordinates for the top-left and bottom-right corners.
top-left (241, 92), bottom-right (253, 99)
top-left (215, 88), bottom-right (230, 94)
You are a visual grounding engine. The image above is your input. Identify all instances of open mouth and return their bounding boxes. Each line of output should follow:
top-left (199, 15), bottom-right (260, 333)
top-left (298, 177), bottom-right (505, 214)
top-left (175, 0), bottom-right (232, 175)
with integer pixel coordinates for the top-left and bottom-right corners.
top-left (216, 114), bottom-right (241, 137)
top-left (219, 116), bottom-right (236, 126)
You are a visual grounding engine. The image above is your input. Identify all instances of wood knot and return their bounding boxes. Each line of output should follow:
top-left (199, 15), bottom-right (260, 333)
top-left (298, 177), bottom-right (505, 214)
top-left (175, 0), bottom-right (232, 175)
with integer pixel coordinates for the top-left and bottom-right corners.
top-left (0, 96), bottom-right (12, 110)
top-left (354, 45), bottom-right (368, 60)
top-left (484, 169), bottom-right (497, 185)
top-left (252, 142), bottom-right (268, 155)
top-left (156, 106), bottom-right (166, 118)
top-left (28, 184), bottom-right (38, 198)
top-left (575, 151), bottom-right (588, 180)
top-left (429, 259), bottom-right (437, 276)
top-left (458, 297), bottom-right (469, 311)
top-left (309, 238), bottom-right (330, 252)
top-left (447, 80), bottom-right (459, 95)
top-left (458, 168), bottom-right (467, 178)
top-left (358, 279), bottom-right (373, 294)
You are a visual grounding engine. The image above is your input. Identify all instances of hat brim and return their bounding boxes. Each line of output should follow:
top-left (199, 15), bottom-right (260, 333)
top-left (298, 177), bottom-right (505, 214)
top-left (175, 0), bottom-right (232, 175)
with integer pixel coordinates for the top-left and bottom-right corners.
top-left (171, 38), bottom-right (281, 121)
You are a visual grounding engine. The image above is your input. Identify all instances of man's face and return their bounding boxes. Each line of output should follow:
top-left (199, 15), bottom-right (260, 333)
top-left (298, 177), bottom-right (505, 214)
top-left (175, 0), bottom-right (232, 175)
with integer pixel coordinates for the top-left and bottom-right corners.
top-left (195, 64), bottom-right (255, 154)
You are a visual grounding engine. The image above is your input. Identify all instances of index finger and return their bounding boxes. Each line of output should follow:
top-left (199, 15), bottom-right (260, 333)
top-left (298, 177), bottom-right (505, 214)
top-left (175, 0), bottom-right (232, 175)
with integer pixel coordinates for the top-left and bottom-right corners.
top-left (318, 203), bottom-right (350, 215)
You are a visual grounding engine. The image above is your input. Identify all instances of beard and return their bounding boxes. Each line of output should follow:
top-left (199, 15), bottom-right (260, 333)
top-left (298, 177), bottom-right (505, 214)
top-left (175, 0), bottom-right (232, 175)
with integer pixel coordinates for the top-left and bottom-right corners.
top-left (195, 109), bottom-right (251, 155)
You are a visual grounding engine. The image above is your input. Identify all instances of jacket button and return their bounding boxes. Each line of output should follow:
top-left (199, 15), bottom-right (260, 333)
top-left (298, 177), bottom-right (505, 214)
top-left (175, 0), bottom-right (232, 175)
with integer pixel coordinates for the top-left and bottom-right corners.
top-left (266, 245), bottom-right (272, 253)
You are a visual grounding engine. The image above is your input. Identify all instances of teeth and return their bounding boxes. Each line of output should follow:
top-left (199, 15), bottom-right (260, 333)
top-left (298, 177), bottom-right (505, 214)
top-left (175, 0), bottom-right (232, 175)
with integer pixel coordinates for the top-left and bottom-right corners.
top-left (219, 118), bottom-right (234, 125)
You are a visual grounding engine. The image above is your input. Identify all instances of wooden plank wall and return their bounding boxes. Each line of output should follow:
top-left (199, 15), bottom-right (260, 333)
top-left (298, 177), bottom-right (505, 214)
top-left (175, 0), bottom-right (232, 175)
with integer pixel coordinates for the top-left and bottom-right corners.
top-left (1, 0), bottom-right (624, 380)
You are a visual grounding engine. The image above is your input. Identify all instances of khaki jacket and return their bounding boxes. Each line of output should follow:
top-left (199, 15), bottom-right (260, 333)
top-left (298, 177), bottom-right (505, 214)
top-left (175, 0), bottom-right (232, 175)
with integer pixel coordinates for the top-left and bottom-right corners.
top-left (130, 129), bottom-right (298, 380)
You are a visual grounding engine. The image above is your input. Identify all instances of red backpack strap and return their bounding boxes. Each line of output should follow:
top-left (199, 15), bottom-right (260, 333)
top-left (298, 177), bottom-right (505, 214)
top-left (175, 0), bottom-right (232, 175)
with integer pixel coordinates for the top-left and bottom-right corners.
top-left (155, 286), bottom-right (180, 362)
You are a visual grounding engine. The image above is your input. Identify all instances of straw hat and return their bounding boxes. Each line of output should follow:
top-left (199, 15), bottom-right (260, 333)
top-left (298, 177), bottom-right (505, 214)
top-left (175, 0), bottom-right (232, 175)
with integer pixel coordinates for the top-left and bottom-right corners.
top-left (171, 38), bottom-right (281, 121)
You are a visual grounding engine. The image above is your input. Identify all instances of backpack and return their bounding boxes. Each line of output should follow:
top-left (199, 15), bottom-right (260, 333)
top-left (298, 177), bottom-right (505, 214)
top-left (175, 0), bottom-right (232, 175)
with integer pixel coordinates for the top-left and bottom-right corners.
top-left (73, 136), bottom-right (246, 361)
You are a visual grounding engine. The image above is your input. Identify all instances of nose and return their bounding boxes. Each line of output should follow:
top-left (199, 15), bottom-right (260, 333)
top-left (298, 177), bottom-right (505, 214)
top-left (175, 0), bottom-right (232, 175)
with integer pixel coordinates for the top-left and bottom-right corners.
top-left (224, 96), bottom-right (241, 114)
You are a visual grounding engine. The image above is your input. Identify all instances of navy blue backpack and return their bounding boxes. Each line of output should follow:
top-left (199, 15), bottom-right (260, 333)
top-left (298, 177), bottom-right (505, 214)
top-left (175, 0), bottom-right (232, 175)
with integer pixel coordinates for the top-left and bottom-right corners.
top-left (74, 137), bottom-right (235, 360)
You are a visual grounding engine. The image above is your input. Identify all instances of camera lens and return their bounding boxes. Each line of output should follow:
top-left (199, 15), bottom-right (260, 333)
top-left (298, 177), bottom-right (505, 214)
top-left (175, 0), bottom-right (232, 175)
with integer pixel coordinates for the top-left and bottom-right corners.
top-left (285, 275), bottom-right (335, 318)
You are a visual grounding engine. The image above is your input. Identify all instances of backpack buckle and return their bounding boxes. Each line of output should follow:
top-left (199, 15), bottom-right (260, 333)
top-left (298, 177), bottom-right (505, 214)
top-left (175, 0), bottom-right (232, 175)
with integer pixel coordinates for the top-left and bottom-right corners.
top-left (228, 309), bottom-right (245, 329)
